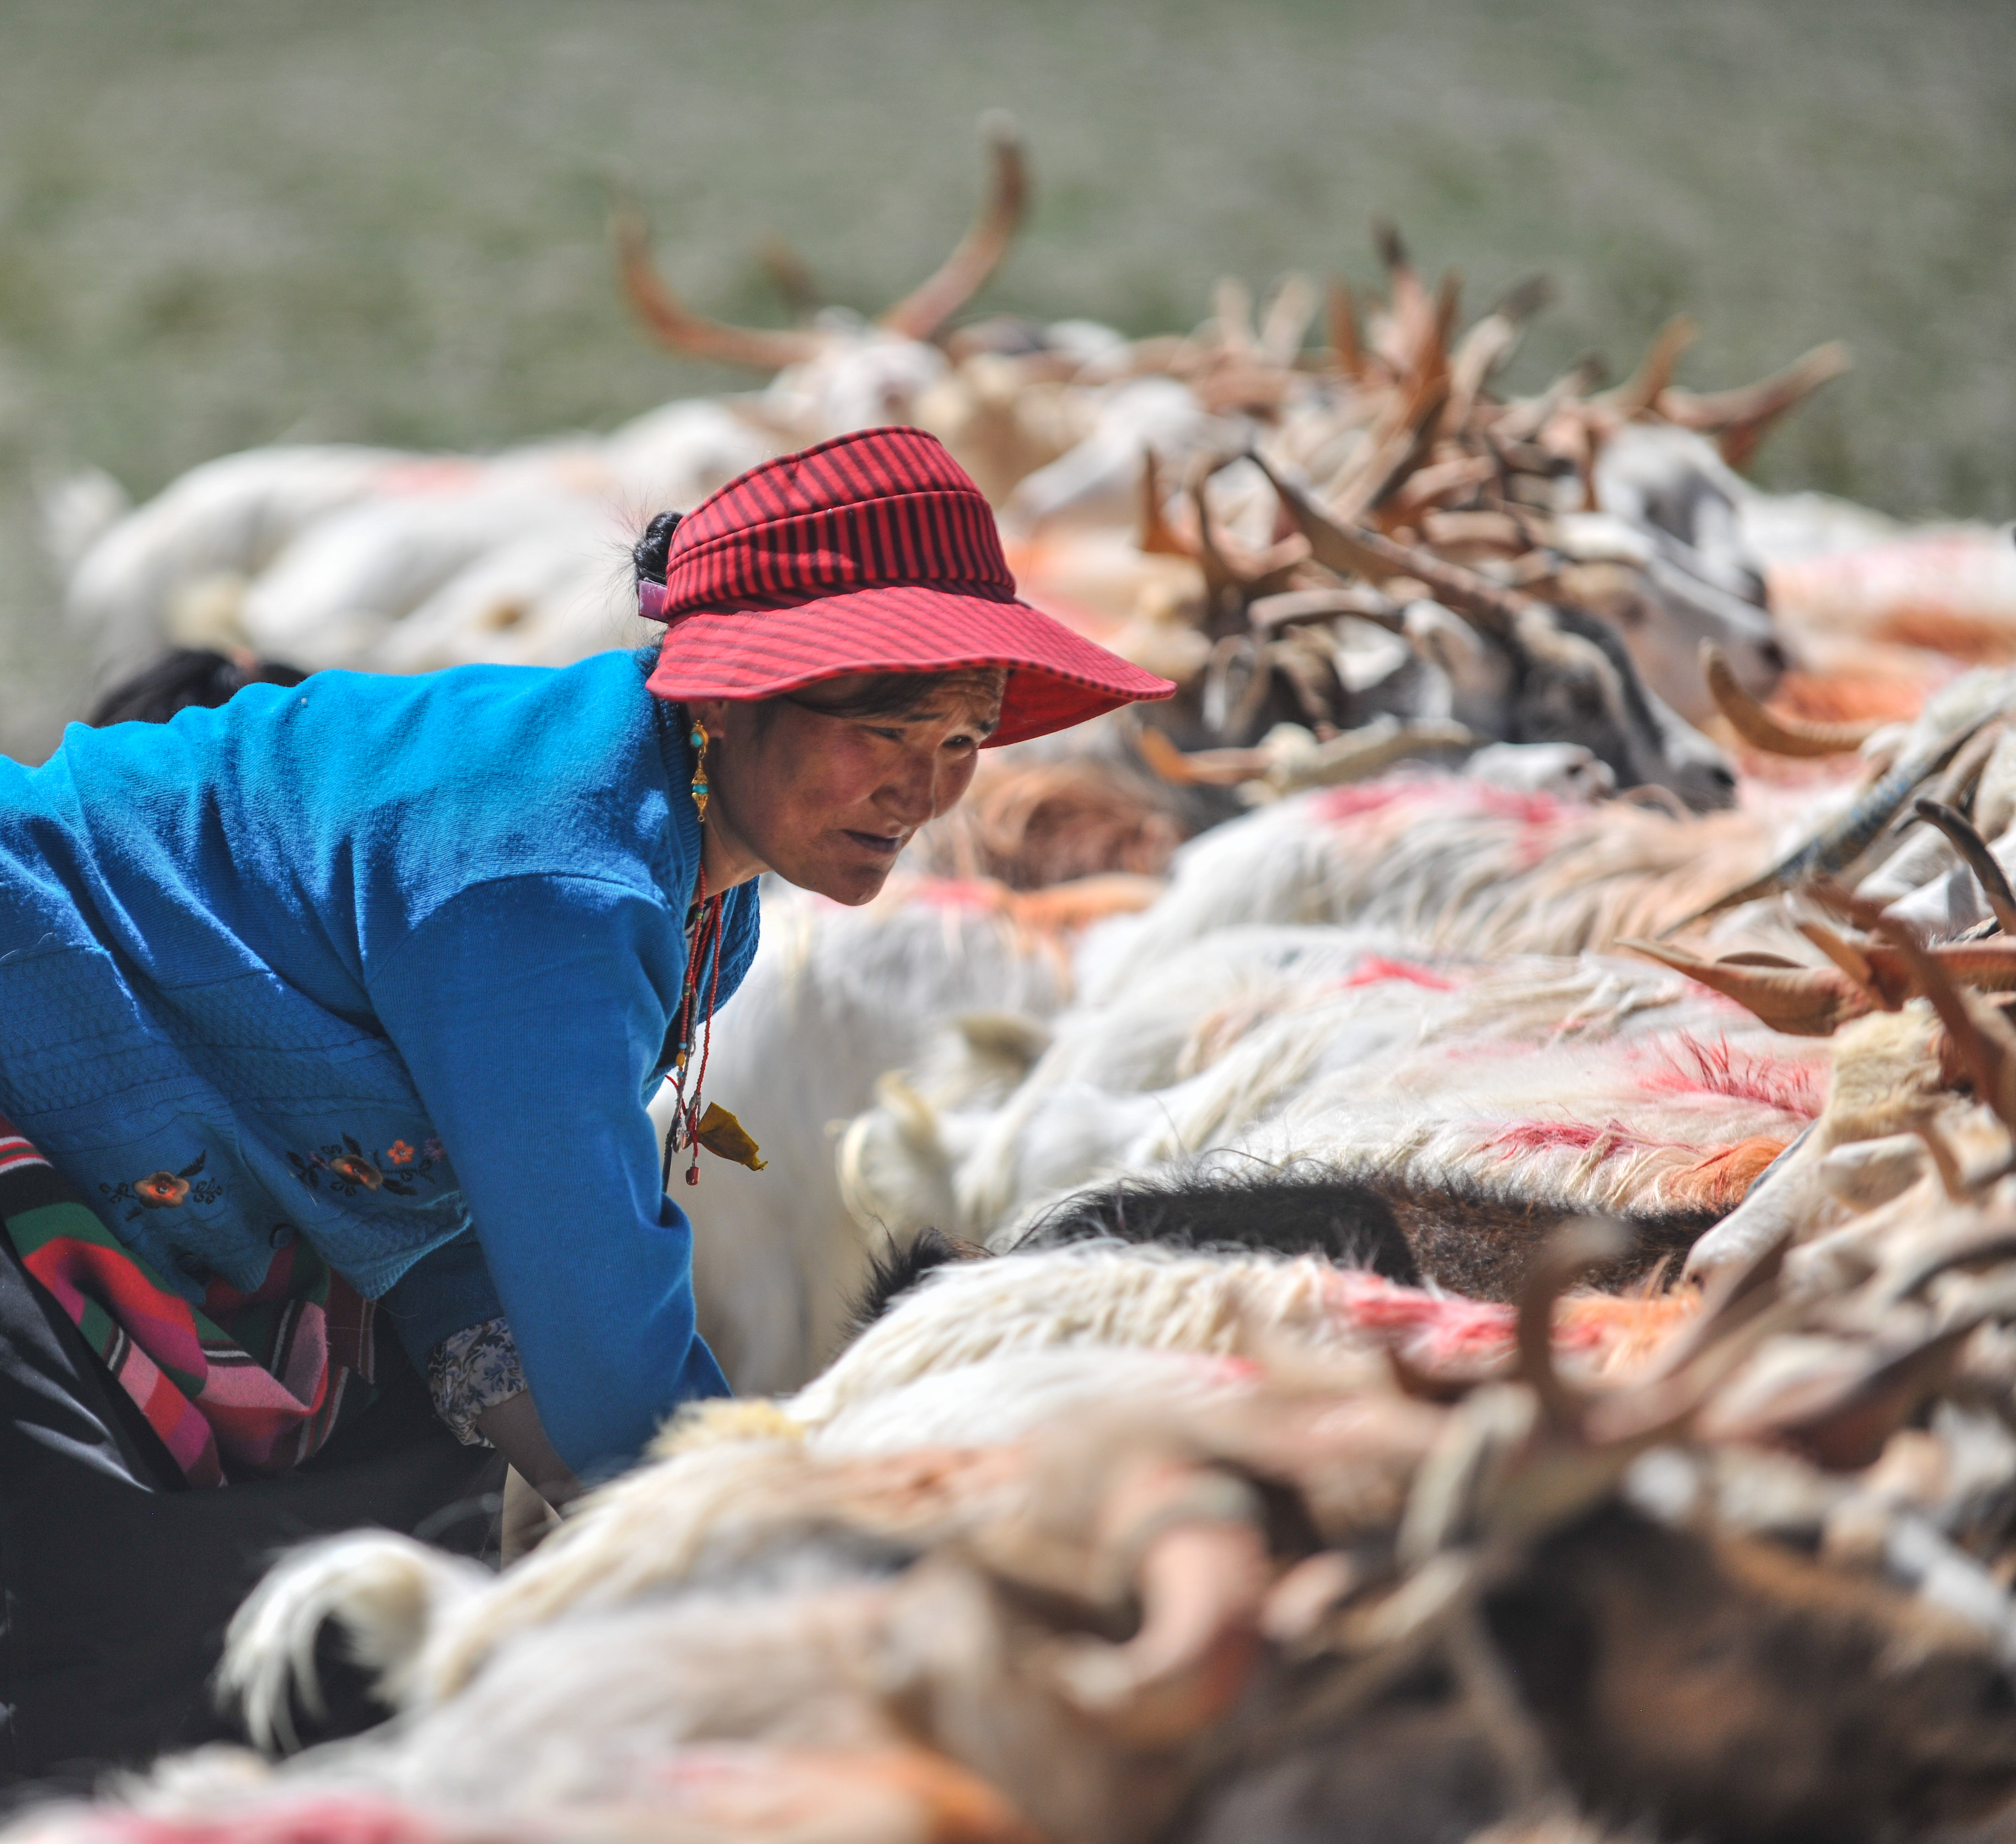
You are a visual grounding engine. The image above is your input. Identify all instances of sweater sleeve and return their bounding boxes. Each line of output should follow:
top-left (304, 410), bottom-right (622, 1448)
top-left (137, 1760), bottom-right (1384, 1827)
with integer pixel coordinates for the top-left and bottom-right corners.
top-left (376, 1227), bottom-right (505, 1374)
top-left (366, 873), bottom-right (729, 1476)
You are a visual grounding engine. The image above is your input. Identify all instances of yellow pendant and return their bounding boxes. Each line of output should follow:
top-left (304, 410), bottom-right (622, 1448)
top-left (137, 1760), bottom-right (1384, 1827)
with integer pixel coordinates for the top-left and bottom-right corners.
top-left (693, 1101), bottom-right (766, 1172)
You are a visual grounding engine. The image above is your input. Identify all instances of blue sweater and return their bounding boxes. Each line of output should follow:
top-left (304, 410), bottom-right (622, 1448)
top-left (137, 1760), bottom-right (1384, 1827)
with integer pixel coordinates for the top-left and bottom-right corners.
top-left (0, 648), bottom-right (755, 1474)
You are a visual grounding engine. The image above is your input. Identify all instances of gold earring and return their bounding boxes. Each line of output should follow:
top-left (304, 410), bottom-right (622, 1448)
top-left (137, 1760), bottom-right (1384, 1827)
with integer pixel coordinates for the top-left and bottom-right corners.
top-left (688, 718), bottom-right (710, 825)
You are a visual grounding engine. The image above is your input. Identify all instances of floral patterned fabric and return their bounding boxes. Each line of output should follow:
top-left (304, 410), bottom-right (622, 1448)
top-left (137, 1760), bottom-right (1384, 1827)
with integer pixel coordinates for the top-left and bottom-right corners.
top-left (427, 1315), bottom-right (527, 1447)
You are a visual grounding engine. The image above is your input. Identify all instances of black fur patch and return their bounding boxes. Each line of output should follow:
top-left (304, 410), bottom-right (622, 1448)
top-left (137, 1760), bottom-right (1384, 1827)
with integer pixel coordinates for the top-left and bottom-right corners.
top-left (848, 1227), bottom-right (985, 1333)
top-left (1381, 1176), bottom-right (1708, 1301)
top-left (86, 649), bottom-right (305, 727)
top-left (1010, 1167), bottom-right (1424, 1285)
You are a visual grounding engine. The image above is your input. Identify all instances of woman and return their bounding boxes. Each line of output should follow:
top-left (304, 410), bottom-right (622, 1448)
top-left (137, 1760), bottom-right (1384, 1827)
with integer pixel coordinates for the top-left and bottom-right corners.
top-left (0, 427), bottom-right (1170, 1778)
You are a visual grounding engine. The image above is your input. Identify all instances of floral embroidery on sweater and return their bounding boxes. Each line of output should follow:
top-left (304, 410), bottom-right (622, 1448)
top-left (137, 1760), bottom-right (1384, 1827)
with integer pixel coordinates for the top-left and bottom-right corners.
top-left (287, 1134), bottom-right (446, 1199)
top-left (101, 1151), bottom-right (224, 1223)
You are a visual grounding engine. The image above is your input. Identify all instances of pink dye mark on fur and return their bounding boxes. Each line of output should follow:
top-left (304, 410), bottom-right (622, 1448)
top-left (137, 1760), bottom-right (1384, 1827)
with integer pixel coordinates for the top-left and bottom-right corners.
top-left (1312, 782), bottom-right (1425, 825)
top-left (1484, 1119), bottom-right (1656, 1163)
top-left (1470, 785), bottom-right (1572, 828)
top-left (111, 1804), bottom-right (440, 1844)
top-left (1325, 1270), bottom-right (1517, 1365)
top-left (1323, 1270), bottom-right (1693, 1374)
top-left (1312, 777), bottom-right (1571, 831)
top-left (1339, 955), bottom-right (1459, 992)
top-left (1638, 1033), bottom-right (1824, 1119)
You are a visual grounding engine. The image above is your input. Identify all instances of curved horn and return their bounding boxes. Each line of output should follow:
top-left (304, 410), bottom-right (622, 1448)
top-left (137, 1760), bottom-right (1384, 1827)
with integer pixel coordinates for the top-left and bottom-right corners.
top-left (754, 231), bottom-right (821, 322)
top-left (1517, 1218), bottom-right (1634, 1433)
top-left (1701, 643), bottom-right (1879, 756)
top-left (878, 112), bottom-right (1029, 341)
top-left (1619, 938), bottom-right (1871, 1036)
top-left (1258, 272), bottom-right (1318, 365)
top-left (1912, 797), bottom-right (2016, 935)
top-left (1251, 453), bottom-right (1523, 643)
top-left (1445, 274), bottom-right (1554, 429)
top-left (1606, 314), bottom-right (1697, 421)
top-left (1660, 342), bottom-right (1853, 471)
top-left (612, 190), bottom-right (823, 370)
top-left (1137, 448), bottom-right (1193, 559)
top-left (1812, 884), bottom-right (2016, 1135)
top-left (1325, 275), bottom-right (1367, 379)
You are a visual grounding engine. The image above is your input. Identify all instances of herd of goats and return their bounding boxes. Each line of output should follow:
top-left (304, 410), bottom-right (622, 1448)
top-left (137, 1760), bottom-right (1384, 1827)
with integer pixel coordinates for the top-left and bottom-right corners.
top-left (22, 120), bottom-right (2016, 1844)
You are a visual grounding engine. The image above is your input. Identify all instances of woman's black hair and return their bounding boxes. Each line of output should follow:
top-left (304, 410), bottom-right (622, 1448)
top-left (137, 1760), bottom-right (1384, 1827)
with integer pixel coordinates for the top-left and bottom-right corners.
top-left (86, 649), bottom-right (306, 727)
top-left (786, 665), bottom-right (1009, 726)
top-left (633, 510), bottom-right (684, 587)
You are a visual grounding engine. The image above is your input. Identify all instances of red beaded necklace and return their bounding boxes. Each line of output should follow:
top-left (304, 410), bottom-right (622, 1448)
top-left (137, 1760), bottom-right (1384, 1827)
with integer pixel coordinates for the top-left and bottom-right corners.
top-left (663, 866), bottom-right (728, 1189)
top-left (663, 708), bottom-right (728, 1189)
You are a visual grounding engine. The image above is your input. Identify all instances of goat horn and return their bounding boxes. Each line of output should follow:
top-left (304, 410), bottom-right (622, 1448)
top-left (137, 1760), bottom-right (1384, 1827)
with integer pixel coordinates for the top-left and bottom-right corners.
top-left (1058, 1512), bottom-right (1268, 1744)
top-left (1606, 314), bottom-right (1697, 421)
top-left (1517, 1218), bottom-right (1634, 1433)
top-left (1250, 454), bottom-right (1523, 643)
top-left (612, 188), bottom-right (823, 370)
top-left (1811, 883), bottom-right (2016, 1136)
top-left (1134, 724), bottom-right (1269, 788)
top-left (877, 112), bottom-right (1029, 340)
top-left (1137, 448), bottom-right (1193, 560)
top-left (1618, 937), bottom-right (1871, 1036)
top-left (1700, 643), bottom-right (1877, 756)
top-left (1663, 716), bottom-right (1991, 933)
top-left (1325, 276), bottom-right (1367, 379)
top-left (754, 231), bottom-right (820, 321)
top-left (1908, 940), bottom-right (2016, 992)
top-left (1444, 274), bottom-right (1553, 427)
top-left (1792, 917), bottom-right (1896, 1006)
top-left (1373, 216), bottom-right (1411, 277)
top-left (1658, 342), bottom-right (1853, 469)
top-left (1258, 272), bottom-right (1318, 366)
top-left (1912, 797), bottom-right (2016, 935)
top-left (1212, 276), bottom-right (1258, 355)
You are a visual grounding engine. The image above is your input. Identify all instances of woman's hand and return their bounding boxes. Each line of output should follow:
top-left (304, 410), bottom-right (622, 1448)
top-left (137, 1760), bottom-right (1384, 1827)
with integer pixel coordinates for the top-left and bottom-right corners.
top-left (473, 1388), bottom-right (581, 1512)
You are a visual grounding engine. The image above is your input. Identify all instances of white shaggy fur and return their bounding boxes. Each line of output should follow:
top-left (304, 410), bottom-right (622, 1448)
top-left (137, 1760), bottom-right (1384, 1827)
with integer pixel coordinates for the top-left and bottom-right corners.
top-left (218, 1249), bottom-right (1360, 1731)
top-left (807, 1345), bottom-right (1258, 1458)
top-left (1084, 778), bottom-right (1791, 977)
top-left (218, 1532), bottom-right (491, 1753)
top-left (785, 1245), bottom-right (1374, 1428)
top-left (841, 932), bottom-right (1828, 1245)
top-left (665, 873), bottom-right (1135, 1394)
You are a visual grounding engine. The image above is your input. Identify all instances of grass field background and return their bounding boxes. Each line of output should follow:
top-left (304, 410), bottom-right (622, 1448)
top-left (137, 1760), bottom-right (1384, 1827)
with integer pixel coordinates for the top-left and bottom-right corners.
top-left (1, 0), bottom-right (2011, 755)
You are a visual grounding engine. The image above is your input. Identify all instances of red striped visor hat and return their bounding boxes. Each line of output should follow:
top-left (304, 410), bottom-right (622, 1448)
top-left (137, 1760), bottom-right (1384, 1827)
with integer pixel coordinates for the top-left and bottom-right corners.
top-left (639, 426), bottom-right (1174, 746)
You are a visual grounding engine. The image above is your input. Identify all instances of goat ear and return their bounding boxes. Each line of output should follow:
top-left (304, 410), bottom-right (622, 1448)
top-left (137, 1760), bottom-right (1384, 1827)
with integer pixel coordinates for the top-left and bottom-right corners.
top-left (955, 1010), bottom-right (1053, 1078)
top-left (873, 1071), bottom-right (942, 1155)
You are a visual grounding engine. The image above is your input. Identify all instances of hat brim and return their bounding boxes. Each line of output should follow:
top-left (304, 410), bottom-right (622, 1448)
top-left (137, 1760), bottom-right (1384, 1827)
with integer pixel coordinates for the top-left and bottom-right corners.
top-left (644, 582), bottom-right (1175, 747)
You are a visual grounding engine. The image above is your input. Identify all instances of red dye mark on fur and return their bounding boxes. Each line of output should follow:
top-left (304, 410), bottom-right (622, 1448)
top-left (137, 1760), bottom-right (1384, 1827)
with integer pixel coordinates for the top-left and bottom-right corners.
top-left (1339, 956), bottom-right (1458, 992)
top-left (1484, 1119), bottom-right (1651, 1162)
top-left (1639, 1033), bottom-right (1823, 1118)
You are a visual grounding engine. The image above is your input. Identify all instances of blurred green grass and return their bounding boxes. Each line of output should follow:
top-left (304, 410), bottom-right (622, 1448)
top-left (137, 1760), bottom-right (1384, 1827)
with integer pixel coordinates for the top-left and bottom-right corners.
top-left (2, 0), bottom-right (2012, 755)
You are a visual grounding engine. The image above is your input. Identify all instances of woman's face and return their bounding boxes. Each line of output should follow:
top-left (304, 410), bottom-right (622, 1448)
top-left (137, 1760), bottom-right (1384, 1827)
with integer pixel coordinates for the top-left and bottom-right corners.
top-left (689, 673), bottom-right (1004, 905)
